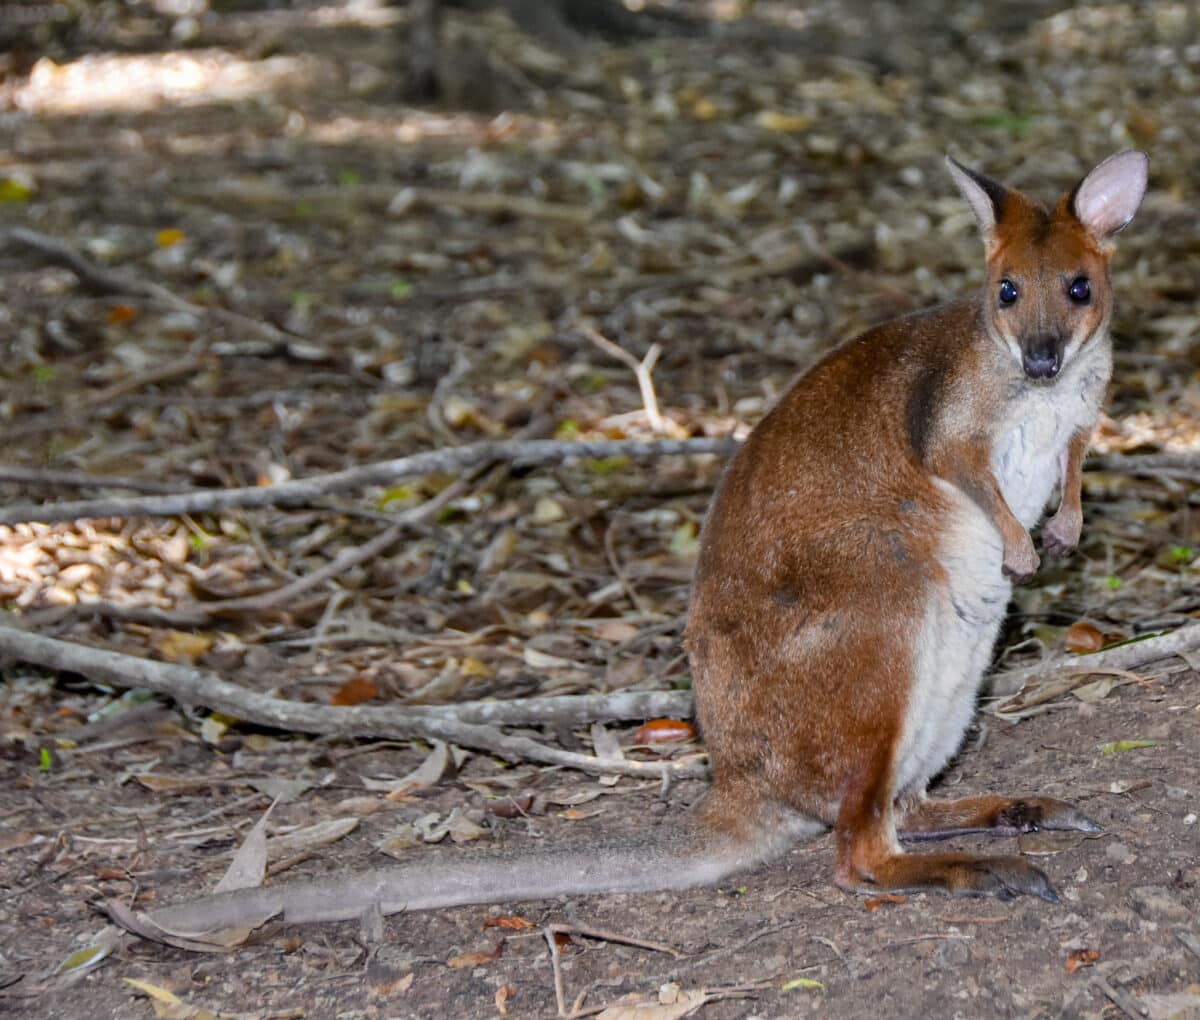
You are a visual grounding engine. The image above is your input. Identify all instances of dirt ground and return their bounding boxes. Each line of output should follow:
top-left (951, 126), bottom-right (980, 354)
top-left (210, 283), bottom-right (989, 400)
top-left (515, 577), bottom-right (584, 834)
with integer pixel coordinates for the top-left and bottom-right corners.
top-left (0, 1), bottom-right (1198, 1018)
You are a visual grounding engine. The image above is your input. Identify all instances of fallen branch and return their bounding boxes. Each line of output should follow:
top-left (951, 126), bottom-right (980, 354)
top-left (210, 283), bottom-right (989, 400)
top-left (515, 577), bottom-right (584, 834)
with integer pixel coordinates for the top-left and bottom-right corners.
top-left (1087, 452), bottom-right (1200, 478)
top-left (986, 620), bottom-right (1200, 699)
top-left (0, 436), bottom-right (737, 525)
top-left (0, 623), bottom-right (706, 781)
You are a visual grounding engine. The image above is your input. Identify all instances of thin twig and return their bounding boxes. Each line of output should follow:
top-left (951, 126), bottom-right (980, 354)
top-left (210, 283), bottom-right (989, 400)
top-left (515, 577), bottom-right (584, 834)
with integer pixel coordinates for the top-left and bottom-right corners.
top-left (545, 926), bottom-right (569, 1018)
top-left (79, 350), bottom-right (210, 408)
top-left (603, 517), bottom-right (655, 619)
top-left (0, 466), bottom-right (186, 494)
top-left (0, 436), bottom-right (737, 525)
top-left (0, 624), bottom-right (707, 781)
top-left (576, 322), bottom-right (669, 436)
top-left (547, 922), bottom-right (682, 959)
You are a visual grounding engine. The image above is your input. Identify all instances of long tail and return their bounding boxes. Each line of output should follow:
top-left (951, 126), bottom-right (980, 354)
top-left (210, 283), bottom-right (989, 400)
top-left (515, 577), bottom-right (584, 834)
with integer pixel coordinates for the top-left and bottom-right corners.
top-left (144, 809), bottom-right (819, 933)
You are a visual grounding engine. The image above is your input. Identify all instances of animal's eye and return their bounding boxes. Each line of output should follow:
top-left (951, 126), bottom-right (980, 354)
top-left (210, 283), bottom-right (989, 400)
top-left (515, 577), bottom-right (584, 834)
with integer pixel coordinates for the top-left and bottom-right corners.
top-left (1067, 276), bottom-right (1091, 304)
top-left (998, 279), bottom-right (1019, 306)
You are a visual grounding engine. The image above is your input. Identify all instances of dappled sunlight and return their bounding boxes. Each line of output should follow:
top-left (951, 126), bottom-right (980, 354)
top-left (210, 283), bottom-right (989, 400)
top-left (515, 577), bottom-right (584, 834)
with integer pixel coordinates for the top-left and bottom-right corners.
top-left (303, 108), bottom-right (561, 147)
top-left (10, 50), bottom-right (318, 116)
top-left (0, 519), bottom-right (256, 615)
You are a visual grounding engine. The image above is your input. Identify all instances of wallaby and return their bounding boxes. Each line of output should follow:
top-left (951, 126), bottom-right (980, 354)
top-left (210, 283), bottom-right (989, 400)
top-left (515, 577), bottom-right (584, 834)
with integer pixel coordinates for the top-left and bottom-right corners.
top-left (148, 151), bottom-right (1148, 935)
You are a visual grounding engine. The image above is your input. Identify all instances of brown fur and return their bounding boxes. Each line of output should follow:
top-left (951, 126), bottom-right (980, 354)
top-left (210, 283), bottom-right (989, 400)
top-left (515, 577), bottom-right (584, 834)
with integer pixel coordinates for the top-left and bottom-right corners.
top-left (686, 152), bottom-right (1147, 900)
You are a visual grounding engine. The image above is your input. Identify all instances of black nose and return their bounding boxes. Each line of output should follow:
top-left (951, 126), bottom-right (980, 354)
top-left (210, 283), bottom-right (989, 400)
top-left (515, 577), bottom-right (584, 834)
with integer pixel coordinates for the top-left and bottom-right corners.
top-left (1021, 337), bottom-right (1063, 380)
top-left (1023, 350), bottom-right (1060, 380)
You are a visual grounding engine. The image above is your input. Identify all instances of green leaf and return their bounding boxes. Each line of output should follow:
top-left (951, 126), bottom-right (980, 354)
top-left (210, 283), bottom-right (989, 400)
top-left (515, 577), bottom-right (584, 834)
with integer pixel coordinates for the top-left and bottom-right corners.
top-left (377, 485), bottom-right (416, 510)
top-left (555, 420), bottom-right (580, 437)
top-left (975, 112), bottom-right (1035, 136)
top-left (1104, 575), bottom-right (1122, 590)
top-left (0, 177), bottom-right (34, 202)
top-left (39, 747), bottom-right (53, 771)
top-left (782, 977), bottom-right (825, 991)
top-left (337, 170), bottom-right (362, 187)
top-left (1168, 545), bottom-right (1194, 565)
top-left (587, 456), bottom-right (629, 476)
top-left (57, 939), bottom-right (115, 975)
top-left (1100, 739), bottom-right (1158, 755)
top-left (389, 279), bottom-right (412, 300)
top-left (31, 364), bottom-right (54, 385)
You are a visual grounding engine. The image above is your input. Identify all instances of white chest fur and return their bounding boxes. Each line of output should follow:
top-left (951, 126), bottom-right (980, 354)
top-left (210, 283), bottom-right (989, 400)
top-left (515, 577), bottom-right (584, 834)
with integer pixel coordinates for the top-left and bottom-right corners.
top-left (894, 337), bottom-right (1111, 800)
top-left (993, 337), bottom-right (1111, 527)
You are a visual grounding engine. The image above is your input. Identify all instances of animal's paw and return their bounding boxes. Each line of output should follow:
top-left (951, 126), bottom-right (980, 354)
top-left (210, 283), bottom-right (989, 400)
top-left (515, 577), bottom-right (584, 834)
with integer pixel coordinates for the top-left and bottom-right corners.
top-left (994, 797), bottom-right (1102, 836)
top-left (1002, 535), bottom-right (1040, 584)
top-left (967, 857), bottom-right (1059, 903)
top-left (1043, 508), bottom-right (1082, 559)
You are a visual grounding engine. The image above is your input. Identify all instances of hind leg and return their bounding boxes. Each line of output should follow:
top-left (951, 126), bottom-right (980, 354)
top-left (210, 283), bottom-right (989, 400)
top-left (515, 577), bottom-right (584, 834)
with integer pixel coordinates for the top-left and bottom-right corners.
top-left (897, 794), bottom-right (1100, 842)
top-left (834, 753), bottom-right (1059, 902)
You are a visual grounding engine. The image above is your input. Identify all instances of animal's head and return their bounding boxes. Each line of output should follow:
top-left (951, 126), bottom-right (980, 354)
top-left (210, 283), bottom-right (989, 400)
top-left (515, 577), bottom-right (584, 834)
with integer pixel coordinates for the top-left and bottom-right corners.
top-left (946, 150), bottom-right (1148, 382)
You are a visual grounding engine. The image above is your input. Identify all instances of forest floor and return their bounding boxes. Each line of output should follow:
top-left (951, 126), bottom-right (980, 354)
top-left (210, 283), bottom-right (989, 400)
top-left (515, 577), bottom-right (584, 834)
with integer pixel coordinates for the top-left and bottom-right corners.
top-left (0, 1), bottom-right (1198, 1017)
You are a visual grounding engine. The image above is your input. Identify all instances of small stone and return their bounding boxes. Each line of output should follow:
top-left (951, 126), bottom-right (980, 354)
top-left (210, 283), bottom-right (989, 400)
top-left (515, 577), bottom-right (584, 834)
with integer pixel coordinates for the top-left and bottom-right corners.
top-left (1105, 842), bottom-right (1137, 864)
top-left (1128, 885), bottom-right (1192, 922)
top-left (933, 939), bottom-right (971, 967)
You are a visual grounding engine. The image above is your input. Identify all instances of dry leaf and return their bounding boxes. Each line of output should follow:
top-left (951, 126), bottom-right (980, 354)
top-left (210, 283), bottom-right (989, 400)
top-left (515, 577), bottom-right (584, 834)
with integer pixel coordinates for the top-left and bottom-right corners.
top-left (523, 647), bottom-right (577, 670)
top-left (1064, 621), bottom-right (1106, 653)
top-left (331, 676), bottom-right (381, 706)
top-left (591, 722), bottom-right (624, 787)
top-left (495, 983), bottom-right (515, 1016)
top-left (594, 620), bottom-right (640, 643)
top-left (267, 817), bottom-right (358, 859)
top-left (1065, 948), bottom-right (1100, 973)
top-left (532, 496), bottom-right (566, 524)
top-left (154, 630), bottom-right (214, 664)
top-left (632, 719), bottom-right (697, 745)
top-left (106, 303), bottom-right (139, 325)
top-left (133, 773), bottom-right (209, 794)
top-left (371, 972), bottom-right (414, 997)
top-left (214, 802), bottom-right (273, 894)
top-left (596, 984), bottom-right (711, 1020)
top-left (756, 110), bottom-right (814, 133)
top-left (486, 793), bottom-right (534, 818)
top-left (459, 656), bottom-right (494, 679)
top-left (379, 740), bottom-right (453, 799)
top-left (446, 942), bottom-right (504, 968)
top-left (483, 915), bottom-right (536, 931)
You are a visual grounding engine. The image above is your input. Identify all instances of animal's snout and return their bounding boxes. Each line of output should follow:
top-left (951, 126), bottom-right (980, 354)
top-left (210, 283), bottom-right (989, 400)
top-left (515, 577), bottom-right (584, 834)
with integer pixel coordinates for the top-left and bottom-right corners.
top-left (1021, 337), bottom-right (1063, 381)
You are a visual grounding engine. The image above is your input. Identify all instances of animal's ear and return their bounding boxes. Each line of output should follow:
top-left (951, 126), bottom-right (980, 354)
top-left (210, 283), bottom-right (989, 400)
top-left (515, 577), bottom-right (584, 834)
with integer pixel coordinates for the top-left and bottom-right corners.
top-left (945, 155), bottom-right (1007, 236)
top-left (1070, 150), bottom-right (1149, 239)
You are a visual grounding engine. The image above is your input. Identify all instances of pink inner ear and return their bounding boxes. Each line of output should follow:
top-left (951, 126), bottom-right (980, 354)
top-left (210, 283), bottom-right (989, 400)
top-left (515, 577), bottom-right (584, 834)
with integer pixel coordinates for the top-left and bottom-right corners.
top-left (1074, 152), bottom-right (1148, 238)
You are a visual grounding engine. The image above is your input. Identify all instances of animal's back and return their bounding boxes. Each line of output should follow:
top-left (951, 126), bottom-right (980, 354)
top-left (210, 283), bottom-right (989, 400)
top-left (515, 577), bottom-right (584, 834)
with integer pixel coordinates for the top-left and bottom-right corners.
top-left (687, 301), bottom-right (980, 823)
